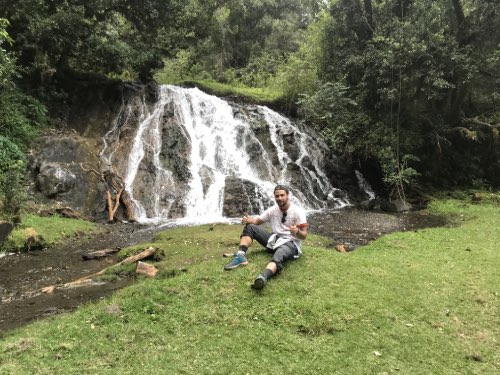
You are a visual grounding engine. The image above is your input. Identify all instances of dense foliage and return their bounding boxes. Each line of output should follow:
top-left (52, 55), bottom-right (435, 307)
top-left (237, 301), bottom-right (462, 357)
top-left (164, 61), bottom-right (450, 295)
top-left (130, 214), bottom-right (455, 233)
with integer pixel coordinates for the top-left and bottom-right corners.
top-left (0, 0), bottom-right (499, 209)
top-left (296, 0), bottom-right (500, 192)
top-left (0, 18), bottom-right (46, 219)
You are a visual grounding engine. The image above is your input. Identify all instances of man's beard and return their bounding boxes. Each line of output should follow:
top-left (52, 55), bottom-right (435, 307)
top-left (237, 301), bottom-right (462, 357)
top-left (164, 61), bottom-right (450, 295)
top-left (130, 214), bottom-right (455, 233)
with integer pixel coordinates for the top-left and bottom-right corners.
top-left (276, 198), bottom-right (288, 208)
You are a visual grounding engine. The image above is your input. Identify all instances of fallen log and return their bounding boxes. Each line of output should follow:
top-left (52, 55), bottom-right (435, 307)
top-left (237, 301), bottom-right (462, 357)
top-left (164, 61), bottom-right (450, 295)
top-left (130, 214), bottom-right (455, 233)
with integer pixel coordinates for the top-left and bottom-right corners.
top-left (41, 247), bottom-right (157, 293)
top-left (82, 248), bottom-right (120, 260)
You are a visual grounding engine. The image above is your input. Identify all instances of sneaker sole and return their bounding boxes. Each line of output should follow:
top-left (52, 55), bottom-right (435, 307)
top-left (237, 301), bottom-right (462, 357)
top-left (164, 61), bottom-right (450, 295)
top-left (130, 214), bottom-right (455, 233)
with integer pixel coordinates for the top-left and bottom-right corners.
top-left (253, 278), bottom-right (266, 290)
top-left (224, 261), bottom-right (249, 271)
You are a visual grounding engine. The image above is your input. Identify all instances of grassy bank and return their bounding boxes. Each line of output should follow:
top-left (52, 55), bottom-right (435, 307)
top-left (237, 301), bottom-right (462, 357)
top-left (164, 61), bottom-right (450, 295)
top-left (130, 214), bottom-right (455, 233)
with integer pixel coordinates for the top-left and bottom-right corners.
top-left (0, 199), bottom-right (499, 374)
top-left (156, 77), bottom-right (286, 109)
top-left (1, 214), bottom-right (97, 253)
top-left (187, 80), bottom-right (284, 104)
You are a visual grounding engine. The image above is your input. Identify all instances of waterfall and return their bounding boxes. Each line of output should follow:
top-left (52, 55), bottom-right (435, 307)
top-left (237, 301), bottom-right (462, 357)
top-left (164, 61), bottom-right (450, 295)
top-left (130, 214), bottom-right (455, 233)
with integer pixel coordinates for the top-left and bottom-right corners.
top-left (103, 85), bottom-right (351, 224)
top-left (355, 170), bottom-right (376, 200)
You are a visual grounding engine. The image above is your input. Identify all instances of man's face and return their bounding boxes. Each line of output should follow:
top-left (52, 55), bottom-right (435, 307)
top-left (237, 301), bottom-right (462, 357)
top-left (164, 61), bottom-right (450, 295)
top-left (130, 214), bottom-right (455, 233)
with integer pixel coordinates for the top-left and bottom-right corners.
top-left (274, 189), bottom-right (289, 208)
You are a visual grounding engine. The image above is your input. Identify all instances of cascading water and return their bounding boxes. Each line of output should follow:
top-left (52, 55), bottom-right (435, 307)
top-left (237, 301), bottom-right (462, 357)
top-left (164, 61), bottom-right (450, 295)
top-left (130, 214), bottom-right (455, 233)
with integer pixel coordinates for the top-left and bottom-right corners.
top-left (355, 170), bottom-right (376, 200)
top-left (102, 85), bottom-right (351, 224)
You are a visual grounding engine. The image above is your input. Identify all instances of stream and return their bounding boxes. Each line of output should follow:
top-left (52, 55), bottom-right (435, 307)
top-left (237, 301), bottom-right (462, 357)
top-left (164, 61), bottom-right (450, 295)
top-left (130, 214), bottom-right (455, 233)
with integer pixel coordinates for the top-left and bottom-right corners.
top-left (0, 208), bottom-right (447, 336)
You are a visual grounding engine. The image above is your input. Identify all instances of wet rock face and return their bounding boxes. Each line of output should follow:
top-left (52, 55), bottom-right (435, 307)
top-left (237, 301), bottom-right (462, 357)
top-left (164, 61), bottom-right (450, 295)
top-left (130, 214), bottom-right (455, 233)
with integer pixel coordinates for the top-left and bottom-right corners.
top-left (223, 177), bottom-right (273, 217)
top-left (27, 82), bottom-right (371, 221)
top-left (160, 101), bottom-right (192, 183)
top-left (281, 129), bottom-right (300, 162)
top-left (28, 135), bottom-right (101, 214)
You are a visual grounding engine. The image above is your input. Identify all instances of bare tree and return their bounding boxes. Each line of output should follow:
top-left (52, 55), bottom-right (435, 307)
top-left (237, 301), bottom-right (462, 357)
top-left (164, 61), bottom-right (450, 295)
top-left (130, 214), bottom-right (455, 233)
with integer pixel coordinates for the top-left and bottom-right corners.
top-left (80, 164), bottom-right (136, 223)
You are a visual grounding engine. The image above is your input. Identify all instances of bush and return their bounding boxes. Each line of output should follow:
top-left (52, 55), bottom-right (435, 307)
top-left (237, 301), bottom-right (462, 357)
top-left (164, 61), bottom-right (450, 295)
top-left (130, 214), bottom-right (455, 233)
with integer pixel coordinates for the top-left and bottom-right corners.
top-left (0, 137), bottom-right (26, 221)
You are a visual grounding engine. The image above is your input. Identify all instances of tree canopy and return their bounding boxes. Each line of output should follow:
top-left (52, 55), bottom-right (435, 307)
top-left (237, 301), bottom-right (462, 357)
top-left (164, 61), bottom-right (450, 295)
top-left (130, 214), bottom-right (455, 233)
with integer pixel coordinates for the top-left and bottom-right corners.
top-left (0, 0), bottom-right (499, 199)
top-left (296, 0), bottom-right (500, 191)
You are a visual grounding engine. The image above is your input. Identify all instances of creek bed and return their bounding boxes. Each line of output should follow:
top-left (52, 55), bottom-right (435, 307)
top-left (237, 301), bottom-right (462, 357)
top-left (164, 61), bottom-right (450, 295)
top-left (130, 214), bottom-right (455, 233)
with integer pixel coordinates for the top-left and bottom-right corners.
top-left (0, 209), bottom-right (447, 335)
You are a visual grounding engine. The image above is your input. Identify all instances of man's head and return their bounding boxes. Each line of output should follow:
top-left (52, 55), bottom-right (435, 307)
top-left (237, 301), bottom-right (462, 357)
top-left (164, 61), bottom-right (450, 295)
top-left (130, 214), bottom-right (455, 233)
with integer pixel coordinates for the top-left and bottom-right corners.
top-left (274, 184), bottom-right (290, 209)
top-left (273, 184), bottom-right (289, 195)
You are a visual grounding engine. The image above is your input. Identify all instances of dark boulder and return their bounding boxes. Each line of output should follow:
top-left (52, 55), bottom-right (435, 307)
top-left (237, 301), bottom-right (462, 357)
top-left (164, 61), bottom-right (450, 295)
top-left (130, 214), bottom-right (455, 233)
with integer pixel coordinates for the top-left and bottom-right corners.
top-left (380, 198), bottom-right (413, 213)
top-left (36, 162), bottom-right (77, 198)
top-left (0, 221), bottom-right (14, 247)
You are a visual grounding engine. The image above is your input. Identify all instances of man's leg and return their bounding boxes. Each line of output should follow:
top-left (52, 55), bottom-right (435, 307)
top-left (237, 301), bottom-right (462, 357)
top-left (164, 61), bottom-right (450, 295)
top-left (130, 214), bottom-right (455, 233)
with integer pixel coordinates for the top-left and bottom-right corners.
top-left (253, 242), bottom-right (298, 289)
top-left (224, 224), bottom-right (270, 271)
top-left (240, 224), bottom-right (272, 248)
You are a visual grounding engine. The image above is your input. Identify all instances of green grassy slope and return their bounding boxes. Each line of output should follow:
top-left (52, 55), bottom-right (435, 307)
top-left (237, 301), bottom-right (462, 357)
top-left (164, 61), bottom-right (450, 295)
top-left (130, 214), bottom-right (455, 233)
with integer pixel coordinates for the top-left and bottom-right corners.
top-left (0, 199), bottom-right (498, 374)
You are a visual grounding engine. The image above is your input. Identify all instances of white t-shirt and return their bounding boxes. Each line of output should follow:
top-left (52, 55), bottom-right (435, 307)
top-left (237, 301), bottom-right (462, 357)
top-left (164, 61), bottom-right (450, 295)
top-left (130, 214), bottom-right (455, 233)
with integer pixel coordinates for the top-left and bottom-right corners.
top-left (259, 203), bottom-right (308, 254)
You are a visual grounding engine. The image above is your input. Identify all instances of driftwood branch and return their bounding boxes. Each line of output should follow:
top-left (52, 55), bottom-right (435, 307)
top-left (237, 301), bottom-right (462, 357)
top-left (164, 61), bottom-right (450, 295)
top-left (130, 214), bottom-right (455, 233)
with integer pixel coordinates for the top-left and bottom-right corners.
top-left (80, 164), bottom-right (136, 223)
top-left (462, 117), bottom-right (499, 130)
top-left (41, 247), bottom-right (157, 294)
top-left (79, 163), bottom-right (102, 177)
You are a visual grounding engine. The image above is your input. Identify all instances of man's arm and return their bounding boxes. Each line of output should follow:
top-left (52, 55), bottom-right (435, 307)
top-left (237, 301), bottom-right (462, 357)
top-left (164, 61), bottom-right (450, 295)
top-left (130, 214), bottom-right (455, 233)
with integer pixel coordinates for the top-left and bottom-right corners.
top-left (242, 215), bottom-right (263, 225)
top-left (290, 224), bottom-right (308, 240)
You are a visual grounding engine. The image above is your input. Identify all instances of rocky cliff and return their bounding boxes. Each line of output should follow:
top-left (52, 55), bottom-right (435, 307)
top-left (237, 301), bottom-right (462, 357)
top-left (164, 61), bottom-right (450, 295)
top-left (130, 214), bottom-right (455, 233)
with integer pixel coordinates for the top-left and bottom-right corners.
top-left (28, 81), bottom-right (369, 222)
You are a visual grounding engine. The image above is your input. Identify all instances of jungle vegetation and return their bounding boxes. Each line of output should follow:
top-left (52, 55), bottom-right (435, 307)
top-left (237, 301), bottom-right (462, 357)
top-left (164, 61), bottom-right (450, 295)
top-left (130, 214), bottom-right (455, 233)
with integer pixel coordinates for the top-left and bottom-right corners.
top-left (0, 0), bottom-right (499, 217)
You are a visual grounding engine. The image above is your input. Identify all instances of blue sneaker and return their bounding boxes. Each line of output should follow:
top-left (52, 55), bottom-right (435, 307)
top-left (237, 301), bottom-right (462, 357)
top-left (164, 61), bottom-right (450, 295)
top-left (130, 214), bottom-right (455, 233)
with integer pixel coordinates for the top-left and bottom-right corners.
top-left (224, 253), bottom-right (248, 270)
top-left (252, 274), bottom-right (267, 290)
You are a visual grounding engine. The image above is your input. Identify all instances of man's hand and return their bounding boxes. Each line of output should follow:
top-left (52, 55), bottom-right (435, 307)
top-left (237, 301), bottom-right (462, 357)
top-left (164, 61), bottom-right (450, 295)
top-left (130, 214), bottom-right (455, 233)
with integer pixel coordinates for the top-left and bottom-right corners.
top-left (242, 214), bottom-right (263, 225)
top-left (290, 224), bottom-right (308, 240)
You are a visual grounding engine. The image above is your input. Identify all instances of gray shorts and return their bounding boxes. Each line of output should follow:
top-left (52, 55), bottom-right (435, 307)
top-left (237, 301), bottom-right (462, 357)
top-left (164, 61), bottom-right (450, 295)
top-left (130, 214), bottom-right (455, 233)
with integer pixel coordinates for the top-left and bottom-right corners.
top-left (241, 224), bottom-right (298, 271)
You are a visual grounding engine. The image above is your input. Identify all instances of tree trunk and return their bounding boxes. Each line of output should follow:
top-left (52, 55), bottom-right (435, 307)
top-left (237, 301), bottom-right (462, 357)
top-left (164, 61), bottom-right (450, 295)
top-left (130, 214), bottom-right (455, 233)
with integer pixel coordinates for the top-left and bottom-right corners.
top-left (363, 0), bottom-right (373, 29)
top-left (451, 0), bottom-right (467, 45)
top-left (445, 0), bottom-right (469, 124)
top-left (342, 0), bottom-right (373, 43)
top-left (80, 164), bottom-right (137, 223)
top-left (120, 190), bottom-right (137, 222)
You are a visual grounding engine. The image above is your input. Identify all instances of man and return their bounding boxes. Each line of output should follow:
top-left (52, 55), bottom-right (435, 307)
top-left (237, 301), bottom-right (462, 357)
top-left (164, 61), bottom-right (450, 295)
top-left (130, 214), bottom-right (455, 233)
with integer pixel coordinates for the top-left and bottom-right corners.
top-left (224, 184), bottom-right (308, 290)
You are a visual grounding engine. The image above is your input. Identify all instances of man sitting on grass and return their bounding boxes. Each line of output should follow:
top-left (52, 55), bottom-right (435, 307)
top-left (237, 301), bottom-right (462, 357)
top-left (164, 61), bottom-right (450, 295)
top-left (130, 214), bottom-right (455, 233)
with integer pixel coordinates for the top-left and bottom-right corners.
top-left (224, 184), bottom-right (308, 290)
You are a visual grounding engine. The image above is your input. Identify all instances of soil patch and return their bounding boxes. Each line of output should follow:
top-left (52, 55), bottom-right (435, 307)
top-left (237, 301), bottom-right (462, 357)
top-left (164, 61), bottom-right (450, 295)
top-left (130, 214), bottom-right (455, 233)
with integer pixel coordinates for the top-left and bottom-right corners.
top-left (308, 208), bottom-right (448, 250)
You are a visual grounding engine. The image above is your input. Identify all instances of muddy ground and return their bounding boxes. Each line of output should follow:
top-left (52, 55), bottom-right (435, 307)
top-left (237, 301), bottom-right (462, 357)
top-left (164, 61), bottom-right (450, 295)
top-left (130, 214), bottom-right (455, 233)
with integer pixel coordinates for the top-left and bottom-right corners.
top-left (0, 208), bottom-right (447, 335)
top-left (307, 207), bottom-right (448, 250)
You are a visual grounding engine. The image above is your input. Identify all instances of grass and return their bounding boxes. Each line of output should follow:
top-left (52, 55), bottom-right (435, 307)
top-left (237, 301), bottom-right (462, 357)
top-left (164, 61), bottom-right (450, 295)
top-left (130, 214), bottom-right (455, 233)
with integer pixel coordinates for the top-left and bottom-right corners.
top-left (166, 79), bottom-right (285, 107)
top-left (0, 198), bottom-right (499, 374)
top-left (190, 80), bottom-right (283, 103)
top-left (1, 214), bottom-right (97, 252)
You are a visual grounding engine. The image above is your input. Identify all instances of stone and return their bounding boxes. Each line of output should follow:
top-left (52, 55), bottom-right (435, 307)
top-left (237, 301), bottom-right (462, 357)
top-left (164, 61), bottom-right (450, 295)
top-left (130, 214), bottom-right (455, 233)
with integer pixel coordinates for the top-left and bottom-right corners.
top-left (82, 248), bottom-right (119, 260)
top-left (335, 244), bottom-right (348, 253)
top-left (23, 227), bottom-right (46, 251)
top-left (0, 221), bottom-right (14, 247)
top-left (135, 261), bottom-right (159, 278)
top-left (380, 198), bottom-right (413, 213)
top-left (36, 162), bottom-right (77, 198)
top-left (222, 176), bottom-right (273, 217)
top-left (359, 198), bottom-right (381, 210)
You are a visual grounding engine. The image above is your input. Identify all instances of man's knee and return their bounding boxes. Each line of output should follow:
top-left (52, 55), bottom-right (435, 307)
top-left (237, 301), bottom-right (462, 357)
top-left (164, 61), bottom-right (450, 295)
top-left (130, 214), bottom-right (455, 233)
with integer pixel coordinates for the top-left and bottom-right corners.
top-left (270, 250), bottom-right (287, 272)
top-left (241, 224), bottom-right (259, 239)
top-left (270, 258), bottom-right (284, 272)
top-left (271, 245), bottom-right (297, 272)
